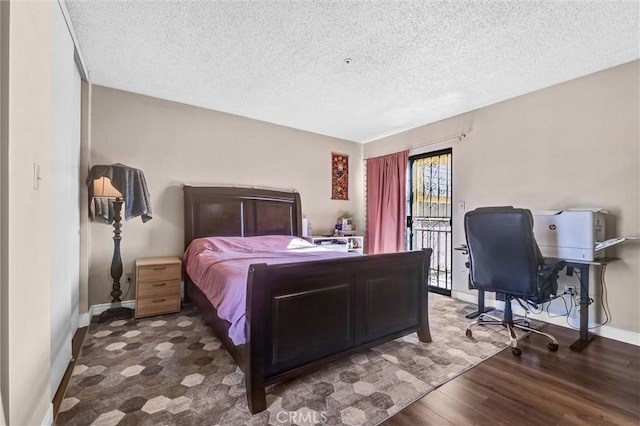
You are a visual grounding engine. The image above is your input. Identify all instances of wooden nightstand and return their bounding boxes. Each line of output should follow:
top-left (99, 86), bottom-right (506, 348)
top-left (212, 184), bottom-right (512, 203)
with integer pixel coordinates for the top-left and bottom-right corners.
top-left (135, 257), bottom-right (181, 319)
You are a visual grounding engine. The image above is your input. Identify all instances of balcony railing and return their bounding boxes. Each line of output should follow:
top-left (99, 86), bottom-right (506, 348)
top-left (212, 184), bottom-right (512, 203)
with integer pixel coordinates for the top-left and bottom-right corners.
top-left (411, 217), bottom-right (452, 291)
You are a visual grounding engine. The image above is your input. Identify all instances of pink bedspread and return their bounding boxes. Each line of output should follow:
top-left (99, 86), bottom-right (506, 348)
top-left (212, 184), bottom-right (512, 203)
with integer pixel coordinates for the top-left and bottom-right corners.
top-left (184, 235), bottom-right (355, 345)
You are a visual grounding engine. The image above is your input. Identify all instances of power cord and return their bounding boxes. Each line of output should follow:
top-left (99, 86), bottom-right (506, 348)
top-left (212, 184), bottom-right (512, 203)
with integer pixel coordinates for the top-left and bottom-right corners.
top-left (564, 264), bottom-right (610, 330)
top-left (598, 263), bottom-right (611, 327)
top-left (514, 296), bottom-right (543, 316)
top-left (545, 294), bottom-right (571, 319)
top-left (515, 265), bottom-right (611, 330)
top-left (122, 274), bottom-right (133, 299)
top-left (105, 272), bottom-right (133, 300)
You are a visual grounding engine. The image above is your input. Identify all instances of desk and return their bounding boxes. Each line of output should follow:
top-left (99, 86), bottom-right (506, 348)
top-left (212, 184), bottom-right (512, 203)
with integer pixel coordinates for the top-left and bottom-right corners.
top-left (457, 243), bottom-right (616, 352)
top-left (565, 257), bottom-right (617, 352)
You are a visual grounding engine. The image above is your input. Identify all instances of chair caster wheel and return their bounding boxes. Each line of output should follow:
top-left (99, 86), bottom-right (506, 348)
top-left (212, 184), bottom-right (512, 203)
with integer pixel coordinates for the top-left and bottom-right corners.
top-left (511, 348), bottom-right (522, 357)
top-left (548, 343), bottom-right (559, 352)
top-left (465, 329), bottom-right (472, 338)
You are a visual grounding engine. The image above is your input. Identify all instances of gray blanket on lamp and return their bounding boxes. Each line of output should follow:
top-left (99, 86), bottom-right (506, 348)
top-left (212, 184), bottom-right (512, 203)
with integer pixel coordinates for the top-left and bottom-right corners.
top-left (87, 163), bottom-right (153, 223)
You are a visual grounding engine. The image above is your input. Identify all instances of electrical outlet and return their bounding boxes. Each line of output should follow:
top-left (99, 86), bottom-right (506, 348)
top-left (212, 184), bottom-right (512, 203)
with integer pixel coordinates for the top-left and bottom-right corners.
top-left (564, 285), bottom-right (575, 295)
top-left (125, 272), bottom-right (133, 283)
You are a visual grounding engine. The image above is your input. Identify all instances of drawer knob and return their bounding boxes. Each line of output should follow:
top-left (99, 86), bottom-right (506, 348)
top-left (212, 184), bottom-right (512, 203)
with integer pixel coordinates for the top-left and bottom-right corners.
top-left (152, 298), bottom-right (166, 303)
top-left (152, 283), bottom-right (167, 287)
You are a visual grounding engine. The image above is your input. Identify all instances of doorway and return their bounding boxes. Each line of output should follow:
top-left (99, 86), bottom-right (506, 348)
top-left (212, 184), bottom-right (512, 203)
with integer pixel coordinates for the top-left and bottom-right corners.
top-left (408, 149), bottom-right (453, 295)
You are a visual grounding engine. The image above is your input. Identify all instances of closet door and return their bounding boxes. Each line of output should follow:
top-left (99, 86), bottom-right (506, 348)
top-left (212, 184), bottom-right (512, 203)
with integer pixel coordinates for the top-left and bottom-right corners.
top-left (69, 63), bottom-right (81, 334)
top-left (50, 3), bottom-right (81, 397)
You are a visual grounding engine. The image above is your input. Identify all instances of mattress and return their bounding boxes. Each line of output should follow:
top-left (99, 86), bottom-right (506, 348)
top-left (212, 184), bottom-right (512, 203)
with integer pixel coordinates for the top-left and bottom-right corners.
top-left (183, 235), bottom-right (355, 345)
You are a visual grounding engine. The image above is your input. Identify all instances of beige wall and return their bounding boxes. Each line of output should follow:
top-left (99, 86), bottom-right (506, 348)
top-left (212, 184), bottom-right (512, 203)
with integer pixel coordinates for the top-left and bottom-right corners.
top-left (89, 86), bottom-right (364, 305)
top-left (365, 60), bottom-right (640, 334)
top-left (2, 1), bottom-right (53, 424)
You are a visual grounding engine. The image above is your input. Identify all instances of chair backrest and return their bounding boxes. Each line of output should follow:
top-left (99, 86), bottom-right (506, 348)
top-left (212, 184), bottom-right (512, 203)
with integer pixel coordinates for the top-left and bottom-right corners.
top-left (464, 207), bottom-right (543, 298)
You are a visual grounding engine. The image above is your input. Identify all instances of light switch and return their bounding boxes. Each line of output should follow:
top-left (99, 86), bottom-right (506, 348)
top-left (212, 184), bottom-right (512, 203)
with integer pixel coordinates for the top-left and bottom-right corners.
top-left (33, 162), bottom-right (41, 190)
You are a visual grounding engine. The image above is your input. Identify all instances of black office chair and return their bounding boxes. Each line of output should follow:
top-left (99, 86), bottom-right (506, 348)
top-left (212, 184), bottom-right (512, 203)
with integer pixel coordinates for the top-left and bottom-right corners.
top-left (464, 207), bottom-right (565, 356)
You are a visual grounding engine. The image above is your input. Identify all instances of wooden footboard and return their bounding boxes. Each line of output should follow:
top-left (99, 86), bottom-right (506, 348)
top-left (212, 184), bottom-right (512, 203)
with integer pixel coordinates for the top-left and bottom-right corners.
top-left (245, 248), bottom-right (432, 413)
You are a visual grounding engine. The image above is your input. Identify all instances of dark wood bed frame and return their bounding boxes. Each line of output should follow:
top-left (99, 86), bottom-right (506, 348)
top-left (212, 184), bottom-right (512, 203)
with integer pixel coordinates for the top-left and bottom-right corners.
top-left (183, 185), bottom-right (432, 413)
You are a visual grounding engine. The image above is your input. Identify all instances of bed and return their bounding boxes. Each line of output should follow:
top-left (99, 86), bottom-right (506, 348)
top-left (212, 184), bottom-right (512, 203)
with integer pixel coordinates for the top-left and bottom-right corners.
top-left (183, 185), bottom-right (432, 413)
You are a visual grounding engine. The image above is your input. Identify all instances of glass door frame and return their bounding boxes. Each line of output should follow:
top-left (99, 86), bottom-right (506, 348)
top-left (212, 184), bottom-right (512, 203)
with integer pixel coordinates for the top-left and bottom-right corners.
top-left (407, 148), bottom-right (453, 296)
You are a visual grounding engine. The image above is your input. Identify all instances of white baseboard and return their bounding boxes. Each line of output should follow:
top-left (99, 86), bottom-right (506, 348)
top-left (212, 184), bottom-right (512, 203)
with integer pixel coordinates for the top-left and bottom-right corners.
top-left (451, 290), bottom-right (640, 347)
top-left (451, 290), bottom-right (478, 305)
top-left (78, 312), bottom-right (90, 328)
top-left (90, 300), bottom-right (136, 317)
top-left (74, 302), bottom-right (137, 334)
top-left (41, 403), bottom-right (53, 426)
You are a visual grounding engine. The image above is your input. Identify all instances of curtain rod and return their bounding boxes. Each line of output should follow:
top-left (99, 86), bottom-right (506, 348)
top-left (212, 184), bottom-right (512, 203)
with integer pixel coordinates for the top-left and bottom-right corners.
top-left (363, 132), bottom-right (468, 160)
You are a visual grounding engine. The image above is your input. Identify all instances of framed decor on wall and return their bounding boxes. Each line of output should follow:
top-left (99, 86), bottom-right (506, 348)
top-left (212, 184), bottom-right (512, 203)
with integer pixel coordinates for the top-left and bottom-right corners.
top-left (331, 153), bottom-right (349, 200)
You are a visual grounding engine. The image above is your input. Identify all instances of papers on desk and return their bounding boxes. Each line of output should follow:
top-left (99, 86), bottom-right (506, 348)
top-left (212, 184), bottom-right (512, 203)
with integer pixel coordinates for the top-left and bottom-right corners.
top-left (595, 237), bottom-right (638, 252)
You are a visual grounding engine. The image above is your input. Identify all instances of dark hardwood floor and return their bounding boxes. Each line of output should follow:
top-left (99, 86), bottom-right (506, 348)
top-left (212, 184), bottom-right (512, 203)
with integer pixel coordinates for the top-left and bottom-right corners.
top-left (52, 326), bottom-right (88, 418)
top-left (384, 324), bottom-right (640, 425)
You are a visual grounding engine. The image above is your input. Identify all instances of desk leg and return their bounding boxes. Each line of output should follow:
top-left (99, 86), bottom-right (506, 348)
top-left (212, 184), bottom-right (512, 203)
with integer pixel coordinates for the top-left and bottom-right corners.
top-left (570, 264), bottom-right (595, 351)
top-left (465, 289), bottom-right (494, 319)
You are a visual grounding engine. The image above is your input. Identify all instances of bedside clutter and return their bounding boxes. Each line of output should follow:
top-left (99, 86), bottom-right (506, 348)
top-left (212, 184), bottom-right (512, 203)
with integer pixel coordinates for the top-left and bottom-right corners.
top-left (135, 257), bottom-right (182, 319)
top-left (304, 236), bottom-right (364, 254)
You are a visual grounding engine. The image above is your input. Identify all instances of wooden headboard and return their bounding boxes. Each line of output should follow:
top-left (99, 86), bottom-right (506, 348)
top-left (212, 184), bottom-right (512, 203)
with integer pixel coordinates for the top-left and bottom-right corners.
top-left (183, 185), bottom-right (302, 249)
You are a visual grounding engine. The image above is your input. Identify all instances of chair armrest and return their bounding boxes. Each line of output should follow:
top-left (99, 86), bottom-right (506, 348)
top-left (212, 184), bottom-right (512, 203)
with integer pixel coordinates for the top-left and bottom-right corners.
top-left (538, 258), bottom-right (565, 279)
top-left (533, 258), bottom-right (565, 303)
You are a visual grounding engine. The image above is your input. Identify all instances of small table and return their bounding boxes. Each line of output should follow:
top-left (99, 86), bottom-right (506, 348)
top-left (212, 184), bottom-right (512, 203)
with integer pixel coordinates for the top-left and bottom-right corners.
top-left (305, 236), bottom-right (364, 255)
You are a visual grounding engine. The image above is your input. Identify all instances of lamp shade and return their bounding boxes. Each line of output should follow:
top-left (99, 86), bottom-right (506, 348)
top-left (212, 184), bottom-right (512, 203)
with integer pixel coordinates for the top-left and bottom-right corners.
top-left (87, 163), bottom-right (152, 223)
top-left (92, 177), bottom-right (122, 198)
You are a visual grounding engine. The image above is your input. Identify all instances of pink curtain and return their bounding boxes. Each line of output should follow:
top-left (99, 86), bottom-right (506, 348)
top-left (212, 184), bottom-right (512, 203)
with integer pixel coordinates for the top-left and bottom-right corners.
top-left (366, 150), bottom-right (408, 254)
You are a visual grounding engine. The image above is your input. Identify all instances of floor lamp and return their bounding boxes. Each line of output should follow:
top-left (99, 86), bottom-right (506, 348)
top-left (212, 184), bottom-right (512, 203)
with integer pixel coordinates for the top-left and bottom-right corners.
top-left (92, 176), bottom-right (133, 323)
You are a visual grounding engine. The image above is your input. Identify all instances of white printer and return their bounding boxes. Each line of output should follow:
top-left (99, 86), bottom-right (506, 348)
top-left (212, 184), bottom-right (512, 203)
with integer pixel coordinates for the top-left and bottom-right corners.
top-left (532, 209), bottom-right (606, 261)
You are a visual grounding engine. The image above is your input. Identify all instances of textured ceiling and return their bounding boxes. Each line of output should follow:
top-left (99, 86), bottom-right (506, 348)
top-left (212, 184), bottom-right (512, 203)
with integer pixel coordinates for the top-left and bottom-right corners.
top-left (65, 1), bottom-right (639, 143)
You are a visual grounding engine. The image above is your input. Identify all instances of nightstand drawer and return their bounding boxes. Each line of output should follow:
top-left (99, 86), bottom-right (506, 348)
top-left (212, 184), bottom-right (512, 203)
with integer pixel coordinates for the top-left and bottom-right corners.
top-left (135, 257), bottom-right (182, 319)
top-left (137, 263), bottom-right (181, 282)
top-left (137, 279), bottom-right (180, 299)
top-left (136, 296), bottom-right (180, 318)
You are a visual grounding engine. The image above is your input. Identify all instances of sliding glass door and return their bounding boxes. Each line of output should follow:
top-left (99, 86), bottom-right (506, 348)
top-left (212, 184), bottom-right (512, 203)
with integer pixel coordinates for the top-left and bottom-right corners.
top-left (407, 149), bottom-right (453, 295)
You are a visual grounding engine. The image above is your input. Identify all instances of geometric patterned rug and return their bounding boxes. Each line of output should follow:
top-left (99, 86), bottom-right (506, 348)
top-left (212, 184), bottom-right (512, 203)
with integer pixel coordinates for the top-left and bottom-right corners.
top-left (55, 294), bottom-right (536, 426)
